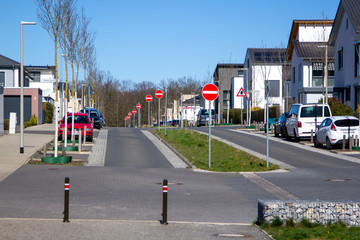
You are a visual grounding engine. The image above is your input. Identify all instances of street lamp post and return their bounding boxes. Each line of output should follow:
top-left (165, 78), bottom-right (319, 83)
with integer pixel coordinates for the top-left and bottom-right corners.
top-left (20, 21), bottom-right (36, 154)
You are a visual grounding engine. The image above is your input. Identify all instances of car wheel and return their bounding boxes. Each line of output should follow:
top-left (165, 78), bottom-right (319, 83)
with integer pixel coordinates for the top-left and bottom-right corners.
top-left (274, 129), bottom-right (279, 137)
top-left (326, 137), bottom-right (332, 150)
top-left (286, 130), bottom-right (291, 141)
top-left (294, 130), bottom-right (299, 142)
top-left (314, 136), bottom-right (322, 148)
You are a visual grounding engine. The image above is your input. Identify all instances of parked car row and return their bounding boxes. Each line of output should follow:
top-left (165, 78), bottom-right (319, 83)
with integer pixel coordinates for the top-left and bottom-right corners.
top-left (273, 103), bottom-right (360, 149)
top-left (58, 108), bottom-right (105, 142)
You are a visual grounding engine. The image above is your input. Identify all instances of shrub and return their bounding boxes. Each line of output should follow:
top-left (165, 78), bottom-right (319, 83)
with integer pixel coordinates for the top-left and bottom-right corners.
top-left (270, 217), bottom-right (283, 227)
top-left (29, 114), bottom-right (38, 126)
top-left (43, 102), bottom-right (54, 123)
top-left (4, 119), bottom-right (9, 130)
top-left (24, 122), bottom-right (31, 128)
top-left (319, 97), bottom-right (355, 116)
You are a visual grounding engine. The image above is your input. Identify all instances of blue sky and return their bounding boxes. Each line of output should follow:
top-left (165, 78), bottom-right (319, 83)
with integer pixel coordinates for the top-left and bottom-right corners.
top-left (0, 0), bottom-right (339, 85)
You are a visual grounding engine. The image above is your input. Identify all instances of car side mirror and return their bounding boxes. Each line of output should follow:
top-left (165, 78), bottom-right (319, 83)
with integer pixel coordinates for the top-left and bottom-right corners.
top-left (316, 125), bottom-right (320, 130)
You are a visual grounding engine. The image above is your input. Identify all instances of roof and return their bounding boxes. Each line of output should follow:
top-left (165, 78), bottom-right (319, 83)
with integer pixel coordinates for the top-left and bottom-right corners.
top-left (286, 20), bottom-right (334, 60)
top-left (329, 0), bottom-right (360, 45)
top-left (246, 48), bottom-right (287, 64)
top-left (25, 65), bottom-right (55, 71)
top-left (292, 41), bottom-right (335, 60)
top-left (0, 54), bottom-right (20, 67)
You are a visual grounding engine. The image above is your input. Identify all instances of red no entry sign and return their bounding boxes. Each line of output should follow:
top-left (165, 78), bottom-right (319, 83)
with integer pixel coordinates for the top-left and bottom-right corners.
top-left (136, 104), bottom-right (141, 109)
top-left (132, 109), bottom-right (137, 114)
top-left (202, 83), bottom-right (219, 101)
top-left (155, 90), bottom-right (163, 99)
top-left (128, 112), bottom-right (132, 116)
top-left (146, 95), bottom-right (153, 102)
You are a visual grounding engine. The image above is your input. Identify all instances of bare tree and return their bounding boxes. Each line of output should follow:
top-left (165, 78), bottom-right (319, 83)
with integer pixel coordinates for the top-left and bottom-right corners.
top-left (35, 0), bottom-right (66, 101)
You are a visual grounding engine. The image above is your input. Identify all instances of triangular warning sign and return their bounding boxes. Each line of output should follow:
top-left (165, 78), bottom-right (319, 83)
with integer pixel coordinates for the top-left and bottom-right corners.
top-left (236, 87), bottom-right (247, 97)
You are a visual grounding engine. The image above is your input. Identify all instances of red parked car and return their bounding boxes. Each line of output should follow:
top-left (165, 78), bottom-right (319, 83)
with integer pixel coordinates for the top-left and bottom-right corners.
top-left (58, 113), bottom-right (93, 142)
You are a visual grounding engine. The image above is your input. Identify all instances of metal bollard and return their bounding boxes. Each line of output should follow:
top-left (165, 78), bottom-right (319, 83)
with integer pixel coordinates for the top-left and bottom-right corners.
top-left (310, 129), bottom-right (313, 143)
top-left (349, 135), bottom-right (354, 151)
top-left (43, 143), bottom-right (47, 157)
top-left (84, 126), bottom-right (87, 145)
top-left (78, 129), bottom-right (82, 153)
top-left (343, 135), bottom-right (346, 150)
top-left (161, 179), bottom-right (168, 225)
top-left (63, 177), bottom-right (70, 222)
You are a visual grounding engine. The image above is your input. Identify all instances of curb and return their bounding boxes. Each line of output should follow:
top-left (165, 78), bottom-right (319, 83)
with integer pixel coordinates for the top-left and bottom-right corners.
top-left (149, 131), bottom-right (195, 169)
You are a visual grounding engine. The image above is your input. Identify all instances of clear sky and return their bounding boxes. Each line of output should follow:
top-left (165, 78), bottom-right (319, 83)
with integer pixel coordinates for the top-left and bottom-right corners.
top-left (0, 0), bottom-right (339, 85)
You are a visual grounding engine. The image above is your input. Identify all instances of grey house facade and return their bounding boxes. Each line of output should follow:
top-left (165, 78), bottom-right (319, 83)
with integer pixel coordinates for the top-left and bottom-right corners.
top-left (213, 63), bottom-right (244, 123)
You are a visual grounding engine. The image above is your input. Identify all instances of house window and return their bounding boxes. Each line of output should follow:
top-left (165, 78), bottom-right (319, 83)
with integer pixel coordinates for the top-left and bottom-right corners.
top-left (266, 80), bottom-right (280, 97)
top-left (355, 44), bottom-right (360, 77)
top-left (312, 62), bottom-right (323, 87)
top-left (29, 72), bottom-right (40, 82)
top-left (0, 72), bottom-right (4, 87)
top-left (298, 64), bottom-right (302, 83)
top-left (338, 48), bottom-right (343, 70)
top-left (328, 62), bottom-right (335, 87)
top-left (223, 90), bottom-right (230, 106)
top-left (238, 70), bottom-right (244, 76)
top-left (292, 67), bottom-right (295, 83)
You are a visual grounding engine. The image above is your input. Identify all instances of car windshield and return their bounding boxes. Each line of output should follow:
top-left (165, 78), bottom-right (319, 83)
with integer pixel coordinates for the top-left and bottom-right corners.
top-left (200, 109), bottom-right (216, 115)
top-left (300, 106), bottom-right (330, 117)
top-left (89, 111), bottom-right (98, 118)
top-left (67, 115), bottom-right (89, 124)
top-left (335, 119), bottom-right (359, 127)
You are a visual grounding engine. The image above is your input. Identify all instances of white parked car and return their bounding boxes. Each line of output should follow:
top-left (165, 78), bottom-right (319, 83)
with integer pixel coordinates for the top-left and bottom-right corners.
top-left (286, 103), bottom-right (332, 141)
top-left (314, 116), bottom-right (360, 149)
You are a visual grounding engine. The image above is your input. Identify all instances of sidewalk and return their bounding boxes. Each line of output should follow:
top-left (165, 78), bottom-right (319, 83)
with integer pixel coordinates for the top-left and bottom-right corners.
top-left (0, 124), bottom-right (55, 182)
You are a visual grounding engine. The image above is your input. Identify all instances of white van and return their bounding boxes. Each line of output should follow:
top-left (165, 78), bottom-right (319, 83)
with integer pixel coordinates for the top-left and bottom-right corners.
top-left (286, 103), bottom-right (332, 141)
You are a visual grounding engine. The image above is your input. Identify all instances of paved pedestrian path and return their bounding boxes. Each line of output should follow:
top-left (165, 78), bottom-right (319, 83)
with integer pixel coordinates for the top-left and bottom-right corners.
top-left (87, 128), bottom-right (108, 166)
top-left (0, 124), bottom-right (55, 182)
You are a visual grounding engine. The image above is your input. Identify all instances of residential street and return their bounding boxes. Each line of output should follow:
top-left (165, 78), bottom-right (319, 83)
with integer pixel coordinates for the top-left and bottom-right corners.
top-left (2, 125), bottom-right (360, 239)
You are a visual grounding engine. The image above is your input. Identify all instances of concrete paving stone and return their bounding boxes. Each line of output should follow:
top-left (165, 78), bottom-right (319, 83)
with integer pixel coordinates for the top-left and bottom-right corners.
top-left (0, 218), bottom-right (272, 240)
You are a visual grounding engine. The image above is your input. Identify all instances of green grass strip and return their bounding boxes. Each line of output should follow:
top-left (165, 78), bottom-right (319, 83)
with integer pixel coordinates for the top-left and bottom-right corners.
top-left (260, 218), bottom-right (360, 240)
top-left (155, 129), bottom-right (279, 172)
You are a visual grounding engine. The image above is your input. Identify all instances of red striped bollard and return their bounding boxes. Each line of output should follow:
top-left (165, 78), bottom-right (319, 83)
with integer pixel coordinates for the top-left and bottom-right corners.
top-left (63, 177), bottom-right (70, 222)
top-left (161, 179), bottom-right (168, 225)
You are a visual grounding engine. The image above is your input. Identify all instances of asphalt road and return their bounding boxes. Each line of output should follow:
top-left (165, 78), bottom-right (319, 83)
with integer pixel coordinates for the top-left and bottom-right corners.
top-left (105, 127), bottom-right (173, 168)
top-left (195, 126), bottom-right (359, 168)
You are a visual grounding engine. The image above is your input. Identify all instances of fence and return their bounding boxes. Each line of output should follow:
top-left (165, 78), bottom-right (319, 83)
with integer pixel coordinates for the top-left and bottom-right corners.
top-left (258, 200), bottom-right (360, 226)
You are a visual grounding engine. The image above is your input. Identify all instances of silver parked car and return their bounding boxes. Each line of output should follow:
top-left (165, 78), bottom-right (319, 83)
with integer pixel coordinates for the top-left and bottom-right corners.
top-left (314, 116), bottom-right (360, 149)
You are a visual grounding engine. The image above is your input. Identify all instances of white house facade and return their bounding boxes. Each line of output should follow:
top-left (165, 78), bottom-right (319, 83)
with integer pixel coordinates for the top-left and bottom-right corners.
top-left (244, 48), bottom-right (286, 112)
top-left (286, 20), bottom-right (334, 105)
top-left (329, 0), bottom-right (360, 110)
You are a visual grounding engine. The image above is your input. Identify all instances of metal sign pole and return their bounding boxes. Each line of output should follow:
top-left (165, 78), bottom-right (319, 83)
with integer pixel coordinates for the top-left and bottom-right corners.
top-left (158, 98), bottom-right (160, 131)
top-left (165, 89), bottom-right (167, 135)
top-left (209, 100), bottom-right (211, 169)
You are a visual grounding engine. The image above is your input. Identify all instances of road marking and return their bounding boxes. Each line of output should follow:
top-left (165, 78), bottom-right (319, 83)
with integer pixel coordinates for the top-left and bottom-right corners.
top-left (194, 130), bottom-right (295, 170)
top-left (87, 129), bottom-right (108, 166)
top-left (242, 172), bottom-right (300, 200)
top-left (141, 130), bottom-right (188, 168)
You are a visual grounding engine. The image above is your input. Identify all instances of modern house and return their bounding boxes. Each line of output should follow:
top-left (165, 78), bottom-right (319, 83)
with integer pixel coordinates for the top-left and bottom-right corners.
top-left (286, 20), bottom-right (334, 106)
top-left (244, 48), bottom-right (287, 113)
top-left (213, 63), bottom-right (244, 123)
top-left (0, 54), bottom-right (43, 124)
top-left (26, 65), bottom-right (56, 104)
top-left (329, 0), bottom-right (360, 110)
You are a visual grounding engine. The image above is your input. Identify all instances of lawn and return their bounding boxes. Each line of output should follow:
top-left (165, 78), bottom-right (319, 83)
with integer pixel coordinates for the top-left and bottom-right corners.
top-left (155, 129), bottom-right (279, 172)
top-left (260, 218), bottom-right (360, 240)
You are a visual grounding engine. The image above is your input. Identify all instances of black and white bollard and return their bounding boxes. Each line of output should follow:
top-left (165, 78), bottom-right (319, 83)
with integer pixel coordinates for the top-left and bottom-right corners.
top-left (161, 179), bottom-right (168, 225)
top-left (63, 177), bottom-right (70, 222)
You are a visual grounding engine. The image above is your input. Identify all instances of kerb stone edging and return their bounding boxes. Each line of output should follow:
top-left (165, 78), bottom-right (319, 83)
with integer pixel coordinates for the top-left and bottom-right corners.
top-left (148, 131), bottom-right (194, 169)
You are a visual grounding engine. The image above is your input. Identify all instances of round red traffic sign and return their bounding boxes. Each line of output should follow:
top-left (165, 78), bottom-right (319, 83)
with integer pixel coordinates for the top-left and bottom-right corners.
top-left (128, 112), bottom-right (132, 116)
top-left (202, 83), bottom-right (219, 101)
top-left (146, 95), bottom-right (153, 102)
top-left (132, 109), bottom-right (137, 114)
top-left (155, 90), bottom-right (163, 99)
top-left (136, 104), bottom-right (141, 109)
